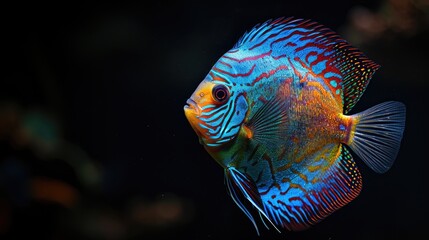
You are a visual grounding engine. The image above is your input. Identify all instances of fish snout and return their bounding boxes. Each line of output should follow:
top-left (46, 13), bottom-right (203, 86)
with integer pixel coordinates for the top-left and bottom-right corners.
top-left (184, 98), bottom-right (201, 115)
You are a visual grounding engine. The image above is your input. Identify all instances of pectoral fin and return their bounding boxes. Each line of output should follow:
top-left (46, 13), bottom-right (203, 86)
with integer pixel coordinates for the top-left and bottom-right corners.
top-left (245, 96), bottom-right (288, 145)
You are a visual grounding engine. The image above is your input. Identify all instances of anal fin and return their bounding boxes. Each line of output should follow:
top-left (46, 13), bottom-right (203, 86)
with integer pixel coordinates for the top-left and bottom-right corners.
top-left (260, 145), bottom-right (362, 231)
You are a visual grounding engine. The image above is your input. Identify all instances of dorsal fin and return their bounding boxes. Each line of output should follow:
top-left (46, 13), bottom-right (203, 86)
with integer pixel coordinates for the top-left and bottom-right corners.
top-left (233, 17), bottom-right (296, 49)
top-left (333, 42), bottom-right (380, 113)
top-left (231, 17), bottom-right (380, 113)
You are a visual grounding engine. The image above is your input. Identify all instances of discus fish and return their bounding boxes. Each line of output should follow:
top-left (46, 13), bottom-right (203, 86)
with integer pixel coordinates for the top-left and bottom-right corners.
top-left (183, 17), bottom-right (406, 234)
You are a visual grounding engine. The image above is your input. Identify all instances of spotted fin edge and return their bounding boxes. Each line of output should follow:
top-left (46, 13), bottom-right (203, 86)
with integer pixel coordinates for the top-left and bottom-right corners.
top-left (225, 167), bottom-right (280, 235)
top-left (231, 16), bottom-right (380, 114)
top-left (261, 145), bottom-right (362, 231)
top-left (333, 42), bottom-right (381, 114)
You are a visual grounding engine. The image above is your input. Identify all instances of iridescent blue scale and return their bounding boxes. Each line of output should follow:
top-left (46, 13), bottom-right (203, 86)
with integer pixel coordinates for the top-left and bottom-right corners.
top-left (184, 17), bottom-right (406, 234)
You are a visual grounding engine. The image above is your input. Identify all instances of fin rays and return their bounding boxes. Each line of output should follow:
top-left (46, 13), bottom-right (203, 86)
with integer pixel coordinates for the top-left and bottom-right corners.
top-left (349, 101), bottom-right (406, 173)
top-left (261, 146), bottom-right (362, 231)
top-left (246, 96), bottom-right (287, 145)
top-left (225, 168), bottom-right (280, 235)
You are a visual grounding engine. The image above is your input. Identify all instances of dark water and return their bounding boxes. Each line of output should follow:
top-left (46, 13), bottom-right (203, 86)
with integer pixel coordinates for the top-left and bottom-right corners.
top-left (2, 1), bottom-right (428, 239)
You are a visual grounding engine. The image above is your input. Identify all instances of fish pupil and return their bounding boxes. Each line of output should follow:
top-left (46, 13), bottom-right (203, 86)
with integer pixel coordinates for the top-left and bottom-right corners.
top-left (216, 90), bottom-right (225, 99)
top-left (213, 85), bottom-right (229, 102)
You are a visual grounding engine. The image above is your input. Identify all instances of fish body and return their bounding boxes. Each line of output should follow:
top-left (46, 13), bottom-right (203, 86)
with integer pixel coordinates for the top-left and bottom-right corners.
top-left (184, 17), bottom-right (406, 233)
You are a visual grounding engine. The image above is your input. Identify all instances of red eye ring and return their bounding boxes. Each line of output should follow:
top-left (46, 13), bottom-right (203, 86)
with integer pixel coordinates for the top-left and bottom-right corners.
top-left (212, 85), bottom-right (229, 103)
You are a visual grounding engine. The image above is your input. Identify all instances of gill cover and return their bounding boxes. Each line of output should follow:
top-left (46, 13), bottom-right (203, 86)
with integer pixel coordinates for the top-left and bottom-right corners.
top-left (185, 79), bottom-right (249, 148)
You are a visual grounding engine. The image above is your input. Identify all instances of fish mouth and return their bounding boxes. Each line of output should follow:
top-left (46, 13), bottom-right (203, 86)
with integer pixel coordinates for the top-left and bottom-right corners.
top-left (184, 98), bottom-right (201, 115)
top-left (184, 98), bottom-right (204, 143)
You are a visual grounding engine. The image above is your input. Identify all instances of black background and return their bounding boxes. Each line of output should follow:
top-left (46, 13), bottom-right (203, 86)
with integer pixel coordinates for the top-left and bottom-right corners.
top-left (2, 0), bottom-right (428, 239)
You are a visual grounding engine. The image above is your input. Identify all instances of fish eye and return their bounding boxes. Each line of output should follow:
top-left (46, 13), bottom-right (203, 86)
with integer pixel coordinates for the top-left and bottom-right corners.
top-left (212, 85), bottom-right (229, 103)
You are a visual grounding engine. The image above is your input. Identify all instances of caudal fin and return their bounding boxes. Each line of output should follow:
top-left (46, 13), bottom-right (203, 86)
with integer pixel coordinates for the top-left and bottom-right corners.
top-left (348, 101), bottom-right (406, 173)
